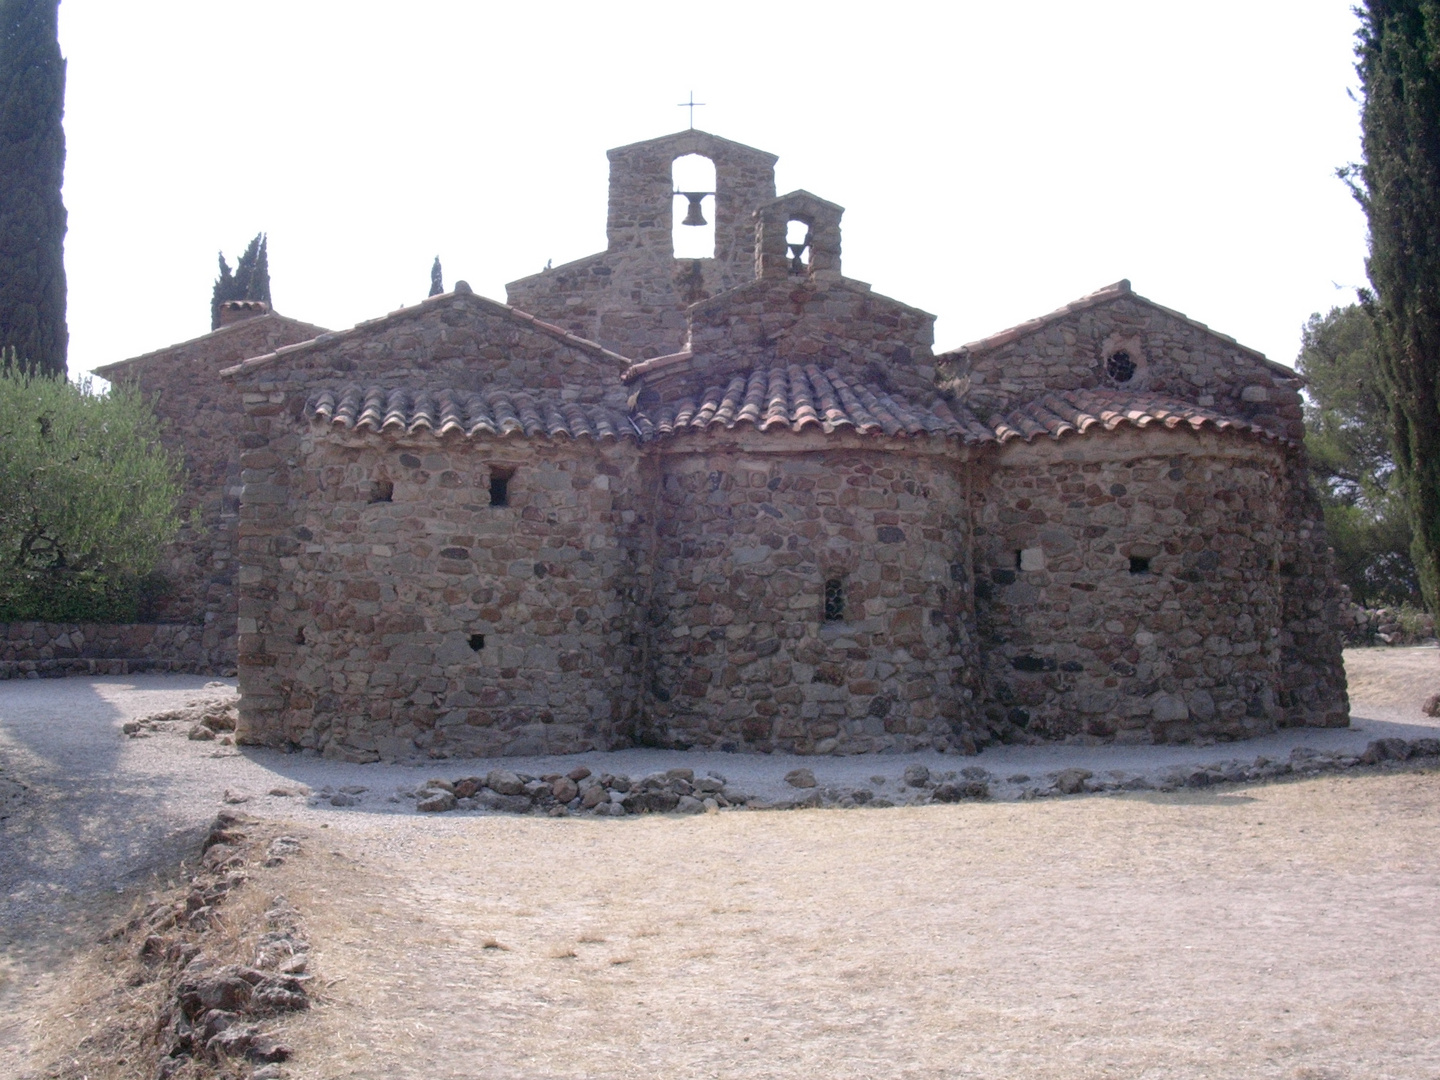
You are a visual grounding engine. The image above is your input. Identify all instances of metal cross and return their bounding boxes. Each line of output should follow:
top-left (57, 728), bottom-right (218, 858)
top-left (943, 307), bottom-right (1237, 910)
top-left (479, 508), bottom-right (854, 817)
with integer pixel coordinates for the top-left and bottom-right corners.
top-left (677, 91), bottom-right (706, 129)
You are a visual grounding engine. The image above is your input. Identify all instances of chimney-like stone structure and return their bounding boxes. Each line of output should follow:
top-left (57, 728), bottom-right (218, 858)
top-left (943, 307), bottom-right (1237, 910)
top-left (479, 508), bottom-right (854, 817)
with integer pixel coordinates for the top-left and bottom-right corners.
top-left (217, 299), bottom-right (270, 327)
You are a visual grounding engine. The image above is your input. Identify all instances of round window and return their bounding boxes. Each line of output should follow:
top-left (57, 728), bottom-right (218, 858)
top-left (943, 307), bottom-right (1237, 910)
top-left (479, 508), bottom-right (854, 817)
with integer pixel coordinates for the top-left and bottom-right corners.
top-left (1106, 350), bottom-right (1137, 383)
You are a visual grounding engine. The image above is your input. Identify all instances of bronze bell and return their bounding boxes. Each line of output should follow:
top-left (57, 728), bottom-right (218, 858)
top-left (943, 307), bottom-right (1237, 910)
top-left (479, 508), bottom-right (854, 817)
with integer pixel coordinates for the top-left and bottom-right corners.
top-left (788, 242), bottom-right (809, 274)
top-left (680, 192), bottom-right (708, 227)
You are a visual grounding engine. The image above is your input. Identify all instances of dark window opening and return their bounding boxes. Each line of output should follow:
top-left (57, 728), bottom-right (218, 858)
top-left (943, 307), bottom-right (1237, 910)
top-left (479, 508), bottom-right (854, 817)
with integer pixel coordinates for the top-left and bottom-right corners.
top-left (823, 578), bottom-right (846, 622)
top-left (489, 466), bottom-right (514, 507)
top-left (1015, 550), bottom-right (1024, 570)
top-left (468, 633), bottom-right (486, 651)
top-left (1129, 555), bottom-right (1151, 575)
top-left (368, 479), bottom-right (393, 504)
top-left (1106, 350), bottom-right (1137, 383)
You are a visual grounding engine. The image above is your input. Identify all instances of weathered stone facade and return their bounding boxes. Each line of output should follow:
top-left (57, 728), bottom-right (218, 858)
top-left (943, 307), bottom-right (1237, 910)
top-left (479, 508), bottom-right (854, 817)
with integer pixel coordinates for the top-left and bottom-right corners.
top-left (976, 431), bottom-right (1295, 743)
top-left (95, 307), bottom-right (328, 663)
top-left (644, 436), bottom-right (980, 754)
top-left (206, 129), bottom-right (1347, 760)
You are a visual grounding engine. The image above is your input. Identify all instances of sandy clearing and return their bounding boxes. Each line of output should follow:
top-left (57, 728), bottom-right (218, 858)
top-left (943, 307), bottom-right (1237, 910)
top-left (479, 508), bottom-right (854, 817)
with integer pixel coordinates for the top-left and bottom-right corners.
top-left (292, 771), bottom-right (1440, 1080)
top-left (2, 647), bottom-right (1439, 1077)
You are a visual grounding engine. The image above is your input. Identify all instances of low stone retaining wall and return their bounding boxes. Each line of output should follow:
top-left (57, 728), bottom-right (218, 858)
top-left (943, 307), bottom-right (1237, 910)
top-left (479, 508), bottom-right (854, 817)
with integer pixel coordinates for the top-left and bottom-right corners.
top-left (1341, 604), bottom-right (1436, 647)
top-left (0, 622), bottom-right (231, 679)
top-left (285, 739), bottom-right (1440, 817)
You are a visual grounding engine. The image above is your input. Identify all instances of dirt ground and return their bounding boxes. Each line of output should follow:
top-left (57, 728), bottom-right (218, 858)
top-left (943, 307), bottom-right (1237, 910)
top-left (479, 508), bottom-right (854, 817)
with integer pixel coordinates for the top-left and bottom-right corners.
top-left (282, 770), bottom-right (1440, 1080)
top-left (7, 649), bottom-right (1440, 1079)
top-left (1340, 644), bottom-right (1438, 714)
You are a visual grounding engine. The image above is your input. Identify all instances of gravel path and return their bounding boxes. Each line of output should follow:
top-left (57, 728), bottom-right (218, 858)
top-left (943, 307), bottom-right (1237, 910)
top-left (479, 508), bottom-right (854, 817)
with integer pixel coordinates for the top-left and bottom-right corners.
top-left (1, 647), bottom-right (1437, 1071)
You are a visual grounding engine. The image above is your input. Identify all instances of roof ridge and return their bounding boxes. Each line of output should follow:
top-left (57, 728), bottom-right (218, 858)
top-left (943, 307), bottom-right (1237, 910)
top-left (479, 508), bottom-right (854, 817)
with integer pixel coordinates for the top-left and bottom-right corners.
top-left (95, 312), bottom-right (330, 377)
top-left (944, 281), bottom-right (1298, 379)
top-left (219, 288), bottom-right (633, 379)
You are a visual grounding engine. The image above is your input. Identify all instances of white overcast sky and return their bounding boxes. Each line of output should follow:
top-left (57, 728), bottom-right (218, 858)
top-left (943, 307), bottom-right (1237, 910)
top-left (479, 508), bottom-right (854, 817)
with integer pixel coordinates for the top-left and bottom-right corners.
top-left (57, 0), bottom-right (1368, 380)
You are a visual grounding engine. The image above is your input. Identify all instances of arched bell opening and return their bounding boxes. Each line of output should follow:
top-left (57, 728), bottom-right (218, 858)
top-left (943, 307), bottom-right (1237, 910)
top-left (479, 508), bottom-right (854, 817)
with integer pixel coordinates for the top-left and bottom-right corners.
top-left (785, 218), bottom-right (812, 274)
top-left (672, 153), bottom-right (716, 259)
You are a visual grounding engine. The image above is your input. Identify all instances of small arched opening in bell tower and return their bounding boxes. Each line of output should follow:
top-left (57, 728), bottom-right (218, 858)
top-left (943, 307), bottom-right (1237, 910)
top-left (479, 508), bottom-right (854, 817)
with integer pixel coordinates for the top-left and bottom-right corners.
top-left (672, 154), bottom-right (716, 259)
top-left (786, 219), bottom-right (812, 273)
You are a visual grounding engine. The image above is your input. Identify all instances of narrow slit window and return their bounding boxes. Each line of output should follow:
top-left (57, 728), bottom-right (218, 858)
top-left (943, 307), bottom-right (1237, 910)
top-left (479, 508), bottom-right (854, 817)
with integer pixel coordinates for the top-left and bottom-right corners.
top-left (368, 479), bottom-right (393, 504)
top-left (824, 577), bottom-right (846, 622)
top-left (489, 466), bottom-right (514, 507)
top-left (1015, 550), bottom-right (1024, 570)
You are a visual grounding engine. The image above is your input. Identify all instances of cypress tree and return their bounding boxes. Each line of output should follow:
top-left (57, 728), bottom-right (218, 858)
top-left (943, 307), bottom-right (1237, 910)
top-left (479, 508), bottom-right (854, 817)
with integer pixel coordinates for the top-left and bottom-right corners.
top-left (429, 256), bottom-right (443, 297)
top-left (1351, 1), bottom-right (1440, 614)
top-left (0, 0), bottom-right (67, 377)
top-left (210, 233), bottom-right (272, 329)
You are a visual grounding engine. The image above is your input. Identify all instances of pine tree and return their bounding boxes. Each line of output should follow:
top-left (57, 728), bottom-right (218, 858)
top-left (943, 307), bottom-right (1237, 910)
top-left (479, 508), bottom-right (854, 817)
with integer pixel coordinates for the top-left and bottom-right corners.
top-left (1351, 1), bottom-right (1440, 614)
top-left (210, 233), bottom-right (272, 329)
top-left (1297, 305), bottom-right (1418, 605)
top-left (0, 0), bottom-right (67, 376)
top-left (429, 256), bottom-right (443, 297)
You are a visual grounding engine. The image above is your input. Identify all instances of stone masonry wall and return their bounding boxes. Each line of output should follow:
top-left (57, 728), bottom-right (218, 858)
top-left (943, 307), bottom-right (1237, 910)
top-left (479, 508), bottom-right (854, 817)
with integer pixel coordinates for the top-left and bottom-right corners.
top-left (945, 293), bottom-right (1306, 442)
top-left (234, 429), bottom-right (645, 761)
top-left (643, 434), bottom-right (982, 754)
top-left (223, 292), bottom-right (631, 410)
top-left (972, 428), bottom-right (1300, 744)
top-left (660, 276), bottom-right (939, 400)
top-left (506, 130), bottom-right (779, 360)
top-left (0, 621), bottom-right (229, 678)
top-left (1273, 471), bottom-right (1351, 727)
top-left (93, 314), bottom-right (326, 658)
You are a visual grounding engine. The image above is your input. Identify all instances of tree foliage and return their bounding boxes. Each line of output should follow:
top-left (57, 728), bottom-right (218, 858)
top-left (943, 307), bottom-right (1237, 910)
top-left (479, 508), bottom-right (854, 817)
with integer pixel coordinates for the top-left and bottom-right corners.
top-left (210, 233), bottom-right (271, 330)
top-left (0, 358), bottom-right (184, 621)
top-left (1298, 305), bottom-right (1419, 606)
top-left (1350, 1), bottom-right (1440, 614)
top-left (0, 0), bottom-right (67, 376)
top-left (429, 255), bottom-right (443, 297)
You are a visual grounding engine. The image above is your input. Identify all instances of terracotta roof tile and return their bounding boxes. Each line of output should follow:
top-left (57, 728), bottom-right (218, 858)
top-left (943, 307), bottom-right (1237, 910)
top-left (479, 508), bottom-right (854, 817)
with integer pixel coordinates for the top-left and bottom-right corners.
top-left (308, 386), bottom-right (638, 441)
top-left (990, 388), bottom-right (1296, 446)
top-left (304, 381), bottom-right (1286, 450)
top-left (644, 364), bottom-right (985, 441)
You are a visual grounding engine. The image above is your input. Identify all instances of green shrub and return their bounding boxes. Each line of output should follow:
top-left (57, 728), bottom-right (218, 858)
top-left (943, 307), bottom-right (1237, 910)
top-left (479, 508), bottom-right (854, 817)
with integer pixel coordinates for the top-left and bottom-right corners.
top-left (0, 358), bottom-right (183, 622)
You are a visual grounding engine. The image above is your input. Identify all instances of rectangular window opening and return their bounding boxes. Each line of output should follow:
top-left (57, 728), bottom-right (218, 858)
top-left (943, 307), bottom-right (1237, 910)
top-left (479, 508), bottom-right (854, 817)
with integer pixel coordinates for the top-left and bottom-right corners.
top-left (489, 466), bottom-right (514, 507)
top-left (1129, 555), bottom-right (1151, 575)
top-left (824, 577), bottom-right (846, 622)
top-left (468, 633), bottom-right (486, 651)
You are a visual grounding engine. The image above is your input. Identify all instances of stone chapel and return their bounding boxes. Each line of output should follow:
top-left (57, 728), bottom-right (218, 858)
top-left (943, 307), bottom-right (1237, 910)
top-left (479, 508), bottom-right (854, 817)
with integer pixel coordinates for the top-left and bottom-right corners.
top-left (105, 128), bottom-right (1351, 760)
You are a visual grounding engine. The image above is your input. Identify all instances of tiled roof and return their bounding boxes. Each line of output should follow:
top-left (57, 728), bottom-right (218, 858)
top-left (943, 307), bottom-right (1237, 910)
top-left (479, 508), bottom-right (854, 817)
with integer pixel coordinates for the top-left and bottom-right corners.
top-left (305, 380), bottom-right (1291, 449)
top-left (633, 364), bottom-right (994, 442)
top-left (309, 386), bottom-right (638, 441)
top-left (991, 387), bottom-right (1295, 445)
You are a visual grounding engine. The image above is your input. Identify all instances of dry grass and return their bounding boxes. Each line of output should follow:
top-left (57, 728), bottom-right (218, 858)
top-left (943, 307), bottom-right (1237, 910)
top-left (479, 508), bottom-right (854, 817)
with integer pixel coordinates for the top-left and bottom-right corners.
top-left (27, 824), bottom-right (315, 1080)
top-left (274, 768), bottom-right (1440, 1080)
